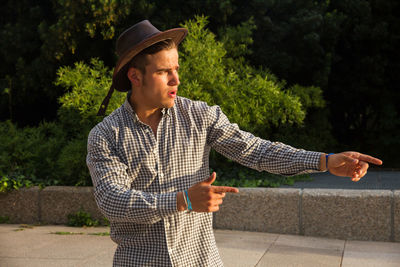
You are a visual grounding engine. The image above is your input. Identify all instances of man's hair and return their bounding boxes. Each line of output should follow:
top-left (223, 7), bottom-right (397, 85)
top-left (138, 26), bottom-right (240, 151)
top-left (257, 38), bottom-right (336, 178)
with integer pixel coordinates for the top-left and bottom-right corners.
top-left (128, 39), bottom-right (176, 75)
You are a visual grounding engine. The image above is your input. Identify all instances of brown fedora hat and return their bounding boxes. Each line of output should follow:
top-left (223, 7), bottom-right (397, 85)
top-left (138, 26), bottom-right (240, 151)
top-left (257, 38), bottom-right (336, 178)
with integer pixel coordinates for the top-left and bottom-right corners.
top-left (97, 20), bottom-right (188, 116)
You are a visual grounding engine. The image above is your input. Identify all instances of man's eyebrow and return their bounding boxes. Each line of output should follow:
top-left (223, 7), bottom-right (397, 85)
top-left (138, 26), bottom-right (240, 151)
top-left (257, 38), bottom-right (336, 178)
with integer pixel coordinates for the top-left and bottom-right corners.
top-left (155, 68), bottom-right (171, 72)
top-left (155, 66), bottom-right (180, 72)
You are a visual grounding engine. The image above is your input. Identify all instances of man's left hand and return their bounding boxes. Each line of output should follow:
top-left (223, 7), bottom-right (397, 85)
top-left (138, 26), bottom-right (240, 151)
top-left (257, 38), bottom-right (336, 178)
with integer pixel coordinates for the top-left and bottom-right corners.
top-left (324, 152), bottom-right (383, 182)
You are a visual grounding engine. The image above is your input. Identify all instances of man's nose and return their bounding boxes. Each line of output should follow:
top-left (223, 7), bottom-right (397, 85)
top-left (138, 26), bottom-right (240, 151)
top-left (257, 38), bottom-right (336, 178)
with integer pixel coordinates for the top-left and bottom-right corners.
top-left (168, 71), bottom-right (180, 86)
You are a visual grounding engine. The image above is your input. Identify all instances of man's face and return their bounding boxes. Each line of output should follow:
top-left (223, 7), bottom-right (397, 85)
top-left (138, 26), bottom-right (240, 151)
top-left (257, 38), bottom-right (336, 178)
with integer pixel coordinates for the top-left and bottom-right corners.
top-left (133, 48), bottom-right (180, 110)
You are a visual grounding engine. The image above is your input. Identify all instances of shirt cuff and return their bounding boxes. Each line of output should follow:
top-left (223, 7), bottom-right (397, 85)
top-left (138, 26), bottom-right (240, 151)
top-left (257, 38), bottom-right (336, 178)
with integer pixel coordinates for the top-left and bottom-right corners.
top-left (302, 151), bottom-right (323, 171)
top-left (158, 192), bottom-right (179, 218)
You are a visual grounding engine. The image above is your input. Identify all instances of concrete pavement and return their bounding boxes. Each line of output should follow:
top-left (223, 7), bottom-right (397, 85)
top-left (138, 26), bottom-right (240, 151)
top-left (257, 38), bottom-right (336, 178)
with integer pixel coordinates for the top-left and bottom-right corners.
top-left (1, 224), bottom-right (400, 267)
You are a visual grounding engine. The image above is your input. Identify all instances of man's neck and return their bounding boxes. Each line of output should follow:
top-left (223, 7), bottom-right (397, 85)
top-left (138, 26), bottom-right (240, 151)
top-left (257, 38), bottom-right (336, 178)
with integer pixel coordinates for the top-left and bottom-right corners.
top-left (138, 108), bottom-right (162, 125)
top-left (129, 97), bottom-right (162, 133)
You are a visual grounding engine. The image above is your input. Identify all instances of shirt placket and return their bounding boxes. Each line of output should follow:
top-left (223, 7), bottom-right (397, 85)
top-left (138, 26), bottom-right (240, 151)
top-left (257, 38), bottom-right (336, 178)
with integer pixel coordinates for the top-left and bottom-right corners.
top-left (157, 114), bottom-right (177, 265)
top-left (140, 123), bottom-right (162, 194)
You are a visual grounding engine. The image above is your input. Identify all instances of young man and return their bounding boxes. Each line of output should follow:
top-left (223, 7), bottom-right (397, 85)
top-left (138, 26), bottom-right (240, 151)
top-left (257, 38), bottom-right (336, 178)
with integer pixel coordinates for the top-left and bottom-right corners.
top-left (87, 20), bottom-right (382, 266)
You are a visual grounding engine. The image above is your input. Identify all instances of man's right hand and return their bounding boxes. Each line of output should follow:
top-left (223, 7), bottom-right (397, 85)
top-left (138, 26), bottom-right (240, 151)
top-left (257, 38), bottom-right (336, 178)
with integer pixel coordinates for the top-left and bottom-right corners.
top-left (177, 172), bottom-right (239, 212)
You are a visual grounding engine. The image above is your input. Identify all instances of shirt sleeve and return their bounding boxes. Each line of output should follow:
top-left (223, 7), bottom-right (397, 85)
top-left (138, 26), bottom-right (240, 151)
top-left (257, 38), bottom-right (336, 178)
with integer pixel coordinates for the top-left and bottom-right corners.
top-left (86, 126), bottom-right (178, 224)
top-left (206, 105), bottom-right (322, 176)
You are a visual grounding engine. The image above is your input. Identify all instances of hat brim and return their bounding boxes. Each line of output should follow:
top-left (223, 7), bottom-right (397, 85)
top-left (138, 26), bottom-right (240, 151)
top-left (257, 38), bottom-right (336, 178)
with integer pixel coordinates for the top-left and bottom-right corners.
top-left (112, 28), bottom-right (188, 92)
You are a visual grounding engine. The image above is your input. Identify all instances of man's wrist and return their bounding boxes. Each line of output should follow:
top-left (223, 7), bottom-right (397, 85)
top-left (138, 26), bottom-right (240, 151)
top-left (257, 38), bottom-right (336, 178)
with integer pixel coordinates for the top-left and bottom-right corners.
top-left (176, 192), bottom-right (187, 211)
top-left (319, 153), bottom-right (327, 171)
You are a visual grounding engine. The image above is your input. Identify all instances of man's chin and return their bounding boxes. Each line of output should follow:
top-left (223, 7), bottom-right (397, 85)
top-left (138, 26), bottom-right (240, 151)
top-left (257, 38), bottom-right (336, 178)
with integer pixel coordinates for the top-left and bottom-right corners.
top-left (165, 103), bottom-right (175, 109)
top-left (163, 99), bottom-right (176, 109)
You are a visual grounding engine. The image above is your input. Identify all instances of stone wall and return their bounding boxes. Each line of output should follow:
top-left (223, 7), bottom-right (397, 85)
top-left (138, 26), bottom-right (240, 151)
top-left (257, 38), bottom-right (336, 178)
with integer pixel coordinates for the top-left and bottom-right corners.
top-left (1, 186), bottom-right (399, 242)
top-left (214, 188), bottom-right (398, 242)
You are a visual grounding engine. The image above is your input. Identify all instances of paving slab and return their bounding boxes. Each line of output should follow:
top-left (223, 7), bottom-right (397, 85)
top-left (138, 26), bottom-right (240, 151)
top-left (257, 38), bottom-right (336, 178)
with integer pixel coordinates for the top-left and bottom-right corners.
top-left (1, 225), bottom-right (400, 267)
top-left (342, 240), bottom-right (400, 267)
top-left (256, 234), bottom-right (344, 267)
top-left (215, 230), bottom-right (278, 267)
top-left (0, 225), bottom-right (115, 267)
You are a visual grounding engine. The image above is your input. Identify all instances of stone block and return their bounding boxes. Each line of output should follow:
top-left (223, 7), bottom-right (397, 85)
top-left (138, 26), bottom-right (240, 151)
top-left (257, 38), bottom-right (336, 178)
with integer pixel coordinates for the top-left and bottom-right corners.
top-left (40, 186), bottom-right (103, 224)
top-left (0, 187), bottom-right (40, 224)
top-left (214, 188), bottom-right (300, 234)
top-left (302, 189), bottom-right (392, 241)
top-left (394, 191), bottom-right (400, 242)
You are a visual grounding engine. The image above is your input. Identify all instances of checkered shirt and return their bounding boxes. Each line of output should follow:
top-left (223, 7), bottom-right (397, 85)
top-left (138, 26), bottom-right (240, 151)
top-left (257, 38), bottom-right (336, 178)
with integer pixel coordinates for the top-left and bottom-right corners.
top-left (87, 95), bottom-right (322, 266)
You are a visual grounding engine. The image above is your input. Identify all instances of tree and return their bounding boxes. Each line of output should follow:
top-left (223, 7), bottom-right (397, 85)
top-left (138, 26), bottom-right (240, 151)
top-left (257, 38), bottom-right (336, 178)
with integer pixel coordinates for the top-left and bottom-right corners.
top-left (326, 0), bottom-right (400, 165)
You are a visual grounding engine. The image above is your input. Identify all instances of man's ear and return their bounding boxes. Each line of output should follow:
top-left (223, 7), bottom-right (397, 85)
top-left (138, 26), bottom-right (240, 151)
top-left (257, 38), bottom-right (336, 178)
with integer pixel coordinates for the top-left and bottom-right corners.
top-left (127, 67), bottom-right (142, 87)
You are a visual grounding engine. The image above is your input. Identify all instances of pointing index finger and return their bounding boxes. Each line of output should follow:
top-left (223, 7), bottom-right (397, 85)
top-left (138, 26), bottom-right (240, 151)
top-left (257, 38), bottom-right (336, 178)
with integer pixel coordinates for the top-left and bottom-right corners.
top-left (212, 186), bottom-right (239, 194)
top-left (358, 154), bottom-right (383, 165)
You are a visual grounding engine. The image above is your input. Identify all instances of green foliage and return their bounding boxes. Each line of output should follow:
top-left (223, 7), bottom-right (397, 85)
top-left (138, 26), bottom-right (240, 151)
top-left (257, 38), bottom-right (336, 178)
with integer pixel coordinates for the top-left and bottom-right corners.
top-left (219, 17), bottom-right (257, 59)
top-left (212, 164), bottom-right (312, 188)
top-left (1, 0), bottom-right (399, 167)
top-left (0, 1), bottom-right (61, 126)
top-left (0, 216), bottom-right (10, 224)
top-left (41, 0), bottom-right (134, 60)
top-left (179, 16), bottom-right (324, 137)
top-left (0, 120), bottom-right (64, 186)
top-left (51, 59), bottom-right (126, 186)
top-left (52, 231), bottom-right (84, 235)
top-left (270, 84), bottom-right (336, 152)
top-left (0, 119), bottom-right (89, 187)
top-left (0, 0), bottom-right (138, 126)
top-left (288, 85), bottom-right (325, 110)
top-left (88, 231), bottom-right (110, 236)
top-left (55, 15), bottom-right (324, 138)
top-left (67, 210), bottom-right (99, 227)
top-left (0, 15), bottom-right (329, 189)
top-left (102, 217), bottom-right (110, 226)
top-left (51, 231), bottom-right (110, 235)
top-left (324, 0), bottom-right (400, 165)
top-left (56, 138), bottom-right (91, 186)
top-left (0, 173), bottom-right (33, 192)
top-left (56, 58), bottom-right (126, 121)
top-left (178, 16), bottom-right (325, 182)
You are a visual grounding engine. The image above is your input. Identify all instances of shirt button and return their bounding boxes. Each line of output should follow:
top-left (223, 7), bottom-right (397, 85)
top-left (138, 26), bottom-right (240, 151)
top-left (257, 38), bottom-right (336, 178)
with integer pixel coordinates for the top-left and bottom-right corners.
top-left (159, 173), bottom-right (164, 178)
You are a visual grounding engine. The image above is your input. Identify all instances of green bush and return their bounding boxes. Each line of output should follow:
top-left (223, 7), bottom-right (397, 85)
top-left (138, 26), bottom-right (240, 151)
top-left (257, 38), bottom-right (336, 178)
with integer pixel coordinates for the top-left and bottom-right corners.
top-left (2, 1), bottom-right (398, 167)
top-left (212, 164), bottom-right (312, 188)
top-left (56, 58), bottom-right (126, 122)
top-left (0, 120), bottom-right (65, 185)
top-left (0, 173), bottom-right (33, 192)
top-left (0, 216), bottom-right (10, 224)
top-left (56, 138), bottom-right (91, 186)
top-left (0, 119), bottom-right (91, 187)
top-left (179, 16), bottom-right (307, 136)
top-left (177, 16), bottom-right (326, 183)
top-left (0, 16), bottom-right (327, 189)
top-left (67, 210), bottom-right (99, 227)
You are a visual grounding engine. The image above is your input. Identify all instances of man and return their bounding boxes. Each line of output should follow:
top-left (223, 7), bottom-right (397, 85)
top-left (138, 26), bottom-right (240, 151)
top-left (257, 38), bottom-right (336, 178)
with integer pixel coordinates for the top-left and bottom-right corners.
top-left (87, 20), bottom-right (382, 266)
